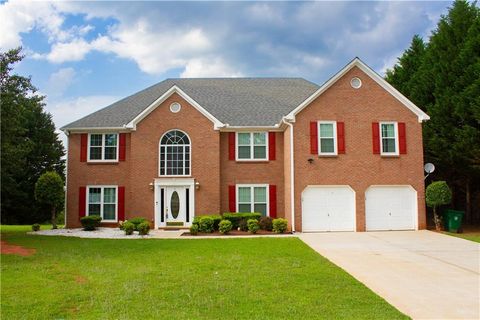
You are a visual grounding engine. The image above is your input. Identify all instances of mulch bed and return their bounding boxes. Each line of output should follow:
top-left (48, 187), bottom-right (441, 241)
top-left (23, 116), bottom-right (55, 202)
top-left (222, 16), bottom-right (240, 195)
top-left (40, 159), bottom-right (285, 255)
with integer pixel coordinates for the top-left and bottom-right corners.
top-left (182, 230), bottom-right (290, 236)
top-left (1, 240), bottom-right (36, 256)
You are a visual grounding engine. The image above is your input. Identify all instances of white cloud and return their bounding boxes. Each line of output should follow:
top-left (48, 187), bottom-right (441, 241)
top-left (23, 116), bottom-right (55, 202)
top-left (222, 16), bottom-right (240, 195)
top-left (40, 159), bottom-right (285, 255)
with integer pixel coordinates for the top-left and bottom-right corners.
top-left (46, 67), bottom-right (76, 97)
top-left (247, 3), bottom-right (284, 25)
top-left (180, 57), bottom-right (243, 78)
top-left (33, 38), bottom-right (92, 63)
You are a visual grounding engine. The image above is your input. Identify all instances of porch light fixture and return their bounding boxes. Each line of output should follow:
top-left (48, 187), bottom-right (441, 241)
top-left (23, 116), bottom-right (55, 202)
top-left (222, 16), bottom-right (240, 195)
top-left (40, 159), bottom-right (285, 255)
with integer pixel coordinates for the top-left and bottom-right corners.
top-left (149, 182), bottom-right (154, 190)
top-left (195, 181), bottom-right (200, 190)
top-left (307, 158), bottom-right (314, 164)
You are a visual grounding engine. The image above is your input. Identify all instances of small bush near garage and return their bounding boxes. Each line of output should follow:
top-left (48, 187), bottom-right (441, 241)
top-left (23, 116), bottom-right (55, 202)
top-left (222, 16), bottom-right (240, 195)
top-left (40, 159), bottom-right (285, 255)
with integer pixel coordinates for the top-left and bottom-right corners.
top-left (426, 181), bottom-right (452, 231)
top-left (218, 220), bottom-right (232, 234)
top-left (137, 222), bottom-right (150, 235)
top-left (247, 219), bottom-right (260, 234)
top-left (223, 213), bottom-right (262, 228)
top-left (128, 217), bottom-right (148, 231)
top-left (272, 218), bottom-right (288, 234)
top-left (123, 221), bottom-right (135, 235)
top-left (189, 224), bottom-right (199, 235)
top-left (258, 216), bottom-right (273, 231)
top-left (31, 224), bottom-right (40, 232)
top-left (80, 216), bottom-right (102, 231)
top-left (199, 216), bottom-right (214, 233)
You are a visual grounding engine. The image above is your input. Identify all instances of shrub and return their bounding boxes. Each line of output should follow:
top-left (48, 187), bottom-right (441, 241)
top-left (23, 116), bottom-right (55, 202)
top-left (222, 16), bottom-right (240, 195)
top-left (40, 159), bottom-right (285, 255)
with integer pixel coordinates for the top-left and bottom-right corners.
top-left (272, 218), bottom-right (288, 234)
top-left (258, 216), bottom-right (273, 231)
top-left (198, 216), bottom-right (214, 233)
top-left (223, 213), bottom-right (262, 228)
top-left (194, 215), bottom-right (222, 230)
top-left (80, 215), bottom-right (102, 231)
top-left (32, 223), bottom-right (40, 232)
top-left (238, 219), bottom-right (248, 231)
top-left (247, 219), bottom-right (260, 234)
top-left (128, 217), bottom-right (147, 231)
top-left (426, 181), bottom-right (452, 231)
top-left (190, 224), bottom-right (199, 235)
top-left (123, 221), bottom-right (135, 235)
top-left (219, 220), bottom-right (232, 234)
top-left (118, 221), bottom-right (125, 230)
top-left (137, 222), bottom-right (150, 235)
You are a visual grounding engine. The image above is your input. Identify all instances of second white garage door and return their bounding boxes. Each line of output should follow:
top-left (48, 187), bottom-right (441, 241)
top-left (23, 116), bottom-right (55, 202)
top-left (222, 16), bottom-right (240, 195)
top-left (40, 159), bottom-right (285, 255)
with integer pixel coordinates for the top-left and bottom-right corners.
top-left (365, 186), bottom-right (417, 231)
top-left (302, 186), bottom-right (355, 232)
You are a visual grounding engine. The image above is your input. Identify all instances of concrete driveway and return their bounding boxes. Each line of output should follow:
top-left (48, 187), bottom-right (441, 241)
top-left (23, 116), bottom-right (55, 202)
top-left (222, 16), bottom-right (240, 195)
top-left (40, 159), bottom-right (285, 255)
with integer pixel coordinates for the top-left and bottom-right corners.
top-left (299, 230), bottom-right (479, 320)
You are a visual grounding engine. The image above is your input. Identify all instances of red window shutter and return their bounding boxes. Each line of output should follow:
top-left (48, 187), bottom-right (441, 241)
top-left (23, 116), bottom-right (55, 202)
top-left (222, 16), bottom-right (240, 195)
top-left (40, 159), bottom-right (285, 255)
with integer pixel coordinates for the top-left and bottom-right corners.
top-left (268, 132), bottom-right (276, 160)
top-left (118, 186), bottom-right (125, 221)
top-left (372, 122), bottom-right (380, 154)
top-left (337, 122), bottom-right (345, 154)
top-left (119, 133), bottom-right (126, 161)
top-left (310, 121), bottom-right (318, 154)
top-left (80, 134), bottom-right (88, 162)
top-left (79, 186), bottom-right (86, 219)
top-left (228, 132), bottom-right (235, 160)
top-left (398, 122), bottom-right (407, 154)
top-left (269, 185), bottom-right (277, 218)
top-left (228, 185), bottom-right (236, 212)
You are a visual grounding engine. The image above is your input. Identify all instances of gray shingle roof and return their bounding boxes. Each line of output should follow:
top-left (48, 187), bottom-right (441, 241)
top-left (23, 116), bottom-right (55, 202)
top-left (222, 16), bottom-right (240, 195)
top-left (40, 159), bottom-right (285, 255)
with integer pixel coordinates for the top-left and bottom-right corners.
top-left (61, 78), bottom-right (319, 129)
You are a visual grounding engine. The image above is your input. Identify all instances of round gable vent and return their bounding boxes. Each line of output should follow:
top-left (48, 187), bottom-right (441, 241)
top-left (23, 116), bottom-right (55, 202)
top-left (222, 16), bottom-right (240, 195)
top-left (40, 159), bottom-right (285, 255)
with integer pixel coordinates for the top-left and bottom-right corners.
top-left (170, 102), bottom-right (181, 113)
top-left (350, 77), bottom-right (362, 89)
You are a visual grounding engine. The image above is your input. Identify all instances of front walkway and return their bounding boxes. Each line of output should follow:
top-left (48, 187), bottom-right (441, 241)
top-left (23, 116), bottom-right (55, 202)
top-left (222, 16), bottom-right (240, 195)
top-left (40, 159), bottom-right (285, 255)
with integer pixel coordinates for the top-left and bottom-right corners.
top-left (299, 230), bottom-right (480, 320)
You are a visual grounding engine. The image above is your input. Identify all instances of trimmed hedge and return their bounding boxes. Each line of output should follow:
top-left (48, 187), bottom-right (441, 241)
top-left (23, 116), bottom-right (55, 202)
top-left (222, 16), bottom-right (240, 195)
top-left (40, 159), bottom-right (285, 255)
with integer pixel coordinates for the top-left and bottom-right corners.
top-left (272, 218), bottom-right (288, 234)
top-left (258, 216), bottom-right (273, 231)
top-left (137, 222), bottom-right (150, 235)
top-left (198, 216), bottom-right (214, 233)
top-left (219, 220), bottom-right (232, 234)
top-left (223, 213), bottom-right (262, 228)
top-left (193, 215), bottom-right (222, 230)
top-left (247, 219), bottom-right (260, 234)
top-left (128, 217), bottom-right (148, 231)
top-left (123, 221), bottom-right (134, 235)
top-left (80, 215), bottom-right (102, 231)
top-left (32, 223), bottom-right (40, 232)
top-left (190, 224), bottom-right (199, 235)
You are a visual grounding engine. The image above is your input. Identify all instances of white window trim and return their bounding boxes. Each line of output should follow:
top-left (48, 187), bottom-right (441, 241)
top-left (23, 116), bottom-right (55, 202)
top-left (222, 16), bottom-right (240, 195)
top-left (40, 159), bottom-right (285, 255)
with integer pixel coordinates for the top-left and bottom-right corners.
top-left (86, 185), bottom-right (118, 223)
top-left (158, 129), bottom-right (192, 177)
top-left (379, 122), bottom-right (399, 156)
top-left (317, 121), bottom-right (337, 156)
top-left (87, 133), bottom-right (119, 162)
top-left (236, 184), bottom-right (270, 216)
top-left (235, 132), bottom-right (269, 161)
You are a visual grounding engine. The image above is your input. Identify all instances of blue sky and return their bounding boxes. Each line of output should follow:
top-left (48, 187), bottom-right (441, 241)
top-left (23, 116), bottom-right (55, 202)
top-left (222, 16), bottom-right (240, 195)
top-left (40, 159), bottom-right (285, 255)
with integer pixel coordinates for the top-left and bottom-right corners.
top-left (1, 0), bottom-right (453, 135)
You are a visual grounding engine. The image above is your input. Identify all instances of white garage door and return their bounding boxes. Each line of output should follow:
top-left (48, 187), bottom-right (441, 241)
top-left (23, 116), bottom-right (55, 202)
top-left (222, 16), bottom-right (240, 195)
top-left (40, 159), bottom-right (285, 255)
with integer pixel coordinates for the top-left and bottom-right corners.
top-left (365, 186), bottom-right (417, 231)
top-left (302, 186), bottom-right (355, 232)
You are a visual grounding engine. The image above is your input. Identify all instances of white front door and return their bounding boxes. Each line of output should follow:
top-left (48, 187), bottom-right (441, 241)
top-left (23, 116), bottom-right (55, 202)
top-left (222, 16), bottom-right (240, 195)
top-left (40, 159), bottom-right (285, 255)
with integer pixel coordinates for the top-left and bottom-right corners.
top-left (165, 186), bottom-right (186, 226)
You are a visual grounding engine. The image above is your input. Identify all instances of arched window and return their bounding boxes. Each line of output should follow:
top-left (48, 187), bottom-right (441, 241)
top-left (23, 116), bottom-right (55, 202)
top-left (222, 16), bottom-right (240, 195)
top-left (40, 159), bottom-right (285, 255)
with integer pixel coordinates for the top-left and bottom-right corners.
top-left (159, 130), bottom-right (191, 176)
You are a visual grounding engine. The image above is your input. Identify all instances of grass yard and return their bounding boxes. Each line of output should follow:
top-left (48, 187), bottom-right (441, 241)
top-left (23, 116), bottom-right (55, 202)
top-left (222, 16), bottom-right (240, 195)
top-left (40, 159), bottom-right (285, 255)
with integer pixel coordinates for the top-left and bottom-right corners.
top-left (1, 225), bottom-right (407, 319)
top-left (444, 229), bottom-right (480, 243)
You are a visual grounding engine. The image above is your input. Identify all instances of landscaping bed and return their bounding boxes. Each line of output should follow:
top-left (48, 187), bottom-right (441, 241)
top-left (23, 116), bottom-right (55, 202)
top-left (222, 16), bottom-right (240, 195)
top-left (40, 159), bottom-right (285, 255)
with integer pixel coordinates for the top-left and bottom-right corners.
top-left (182, 229), bottom-right (292, 237)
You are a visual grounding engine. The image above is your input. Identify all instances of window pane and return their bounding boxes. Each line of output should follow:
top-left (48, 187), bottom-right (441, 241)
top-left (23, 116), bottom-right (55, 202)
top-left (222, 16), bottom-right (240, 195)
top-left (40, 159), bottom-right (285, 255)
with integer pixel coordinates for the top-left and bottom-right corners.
top-left (104, 147), bottom-right (117, 160)
top-left (381, 124), bottom-right (395, 138)
top-left (103, 204), bottom-right (116, 220)
top-left (238, 133), bottom-right (250, 145)
top-left (89, 188), bottom-right (101, 203)
top-left (320, 138), bottom-right (335, 153)
top-left (90, 147), bottom-right (102, 160)
top-left (88, 204), bottom-right (101, 216)
top-left (103, 188), bottom-right (116, 203)
top-left (253, 146), bottom-right (266, 159)
top-left (238, 146), bottom-right (251, 159)
top-left (105, 134), bottom-right (117, 146)
top-left (319, 123), bottom-right (333, 137)
top-left (382, 138), bottom-right (396, 153)
top-left (239, 204), bottom-right (251, 213)
top-left (90, 134), bottom-right (102, 146)
top-left (253, 133), bottom-right (266, 145)
top-left (254, 187), bottom-right (266, 202)
top-left (254, 204), bottom-right (267, 216)
top-left (238, 187), bottom-right (251, 202)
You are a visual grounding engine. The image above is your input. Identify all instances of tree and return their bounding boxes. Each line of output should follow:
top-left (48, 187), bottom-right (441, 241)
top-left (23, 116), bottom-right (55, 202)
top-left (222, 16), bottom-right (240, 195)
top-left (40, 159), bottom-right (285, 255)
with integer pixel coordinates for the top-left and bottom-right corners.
top-left (34, 171), bottom-right (64, 229)
top-left (1, 48), bottom-right (65, 224)
top-left (426, 181), bottom-right (452, 231)
top-left (385, 0), bottom-right (480, 224)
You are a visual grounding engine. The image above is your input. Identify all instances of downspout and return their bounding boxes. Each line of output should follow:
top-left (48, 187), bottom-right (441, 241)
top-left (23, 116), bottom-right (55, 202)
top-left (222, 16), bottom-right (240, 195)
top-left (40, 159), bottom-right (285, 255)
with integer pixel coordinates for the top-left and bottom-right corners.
top-left (63, 130), bottom-right (69, 228)
top-left (282, 118), bottom-right (295, 233)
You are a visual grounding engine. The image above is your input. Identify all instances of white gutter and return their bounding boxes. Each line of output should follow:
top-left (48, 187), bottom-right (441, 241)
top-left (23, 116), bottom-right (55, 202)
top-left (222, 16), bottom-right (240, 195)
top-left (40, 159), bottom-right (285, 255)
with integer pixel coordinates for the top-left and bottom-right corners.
top-left (282, 118), bottom-right (295, 232)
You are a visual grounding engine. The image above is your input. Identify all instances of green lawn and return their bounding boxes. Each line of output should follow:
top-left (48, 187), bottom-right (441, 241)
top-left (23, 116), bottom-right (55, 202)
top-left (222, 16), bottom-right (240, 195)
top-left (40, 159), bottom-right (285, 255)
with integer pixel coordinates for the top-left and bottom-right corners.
top-left (444, 231), bottom-right (480, 243)
top-left (1, 225), bottom-right (407, 319)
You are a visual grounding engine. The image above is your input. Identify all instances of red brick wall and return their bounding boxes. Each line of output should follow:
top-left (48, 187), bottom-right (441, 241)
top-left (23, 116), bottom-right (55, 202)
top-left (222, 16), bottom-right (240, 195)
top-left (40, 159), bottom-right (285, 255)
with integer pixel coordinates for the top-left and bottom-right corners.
top-left (291, 66), bottom-right (426, 231)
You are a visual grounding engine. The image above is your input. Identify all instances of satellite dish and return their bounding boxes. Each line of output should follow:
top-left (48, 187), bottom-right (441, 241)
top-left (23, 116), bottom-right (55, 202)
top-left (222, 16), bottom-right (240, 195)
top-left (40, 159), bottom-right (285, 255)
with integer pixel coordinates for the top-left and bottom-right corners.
top-left (424, 163), bottom-right (435, 174)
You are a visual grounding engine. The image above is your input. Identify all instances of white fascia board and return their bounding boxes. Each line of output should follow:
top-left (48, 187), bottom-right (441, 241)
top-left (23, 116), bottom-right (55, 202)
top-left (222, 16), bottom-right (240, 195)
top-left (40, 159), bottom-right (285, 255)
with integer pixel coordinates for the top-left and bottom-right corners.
top-left (61, 127), bottom-right (131, 134)
top-left (286, 58), bottom-right (430, 123)
top-left (125, 85), bottom-right (224, 130)
top-left (220, 124), bottom-right (282, 132)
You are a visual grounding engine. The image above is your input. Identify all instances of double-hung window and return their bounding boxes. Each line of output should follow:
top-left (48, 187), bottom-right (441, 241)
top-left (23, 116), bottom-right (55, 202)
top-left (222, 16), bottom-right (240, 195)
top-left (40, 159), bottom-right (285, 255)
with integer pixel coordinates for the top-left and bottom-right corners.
top-left (88, 133), bottom-right (118, 161)
top-left (318, 121), bottom-right (337, 155)
top-left (380, 122), bottom-right (399, 155)
top-left (237, 185), bottom-right (269, 216)
top-left (237, 132), bottom-right (268, 160)
top-left (87, 186), bottom-right (117, 222)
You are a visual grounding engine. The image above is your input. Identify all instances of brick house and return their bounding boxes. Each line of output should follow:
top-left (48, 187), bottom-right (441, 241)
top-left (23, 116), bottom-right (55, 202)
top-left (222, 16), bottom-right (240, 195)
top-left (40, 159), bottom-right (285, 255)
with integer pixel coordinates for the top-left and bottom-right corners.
top-left (61, 58), bottom-right (429, 232)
